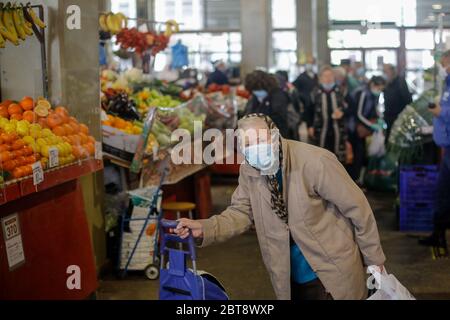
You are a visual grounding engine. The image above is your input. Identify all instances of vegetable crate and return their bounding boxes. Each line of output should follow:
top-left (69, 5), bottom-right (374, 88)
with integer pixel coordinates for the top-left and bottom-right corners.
top-left (399, 202), bottom-right (434, 232)
top-left (399, 165), bottom-right (439, 204)
top-left (399, 165), bottom-right (439, 232)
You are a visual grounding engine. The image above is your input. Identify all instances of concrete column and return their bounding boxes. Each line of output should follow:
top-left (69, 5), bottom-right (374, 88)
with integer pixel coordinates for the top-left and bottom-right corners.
top-left (315, 0), bottom-right (330, 65)
top-left (240, 0), bottom-right (272, 76)
top-left (297, 0), bottom-right (314, 64)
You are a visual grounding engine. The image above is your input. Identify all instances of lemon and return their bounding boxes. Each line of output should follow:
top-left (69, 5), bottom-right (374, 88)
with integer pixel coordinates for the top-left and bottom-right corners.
top-left (41, 128), bottom-right (53, 137)
top-left (23, 136), bottom-right (35, 145)
top-left (0, 117), bottom-right (9, 128)
top-left (29, 142), bottom-right (40, 153)
top-left (63, 142), bottom-right (73, 155)
top-left (4, 124), bottom-right (16, 134)
top-left (40, 145), bottom-right (50, 157)
top-left (9, 119), bottom-right (18, 127)
top-left (36, 138), bottom-right (47, 146)
top-left (29, 127), bottom-right (42, 139)
top-left (16, 126), bottom-right (29, 137)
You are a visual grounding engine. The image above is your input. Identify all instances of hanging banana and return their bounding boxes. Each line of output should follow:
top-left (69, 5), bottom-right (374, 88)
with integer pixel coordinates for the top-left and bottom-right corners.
top-left (99, 13), bottom-right (108, 32)
top-left (115, 12), bottom-right (128, 29)
top-left (0, 32), bottom-right (5, 48)
top-left (1, 5), bottom-right (19, 45)
top-left (19, 5), bottom-right (33, 36)
top-left (164, 20), bottom-right (179, 37)
top-left (12, 5), bottom-right (26, 40)
top-left (26, 4), bottom-right (46, 29)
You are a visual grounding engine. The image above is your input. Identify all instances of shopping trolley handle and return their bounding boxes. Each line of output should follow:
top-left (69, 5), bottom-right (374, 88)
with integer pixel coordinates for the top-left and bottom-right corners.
top-left (160, 219), bottom-right (196, 261)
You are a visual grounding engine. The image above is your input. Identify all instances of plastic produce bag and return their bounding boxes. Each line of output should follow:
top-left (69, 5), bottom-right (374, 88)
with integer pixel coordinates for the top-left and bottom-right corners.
top-left (367, 266), bottom-right (415, 300)
top-left (368, 130), bottom-right (386, 157)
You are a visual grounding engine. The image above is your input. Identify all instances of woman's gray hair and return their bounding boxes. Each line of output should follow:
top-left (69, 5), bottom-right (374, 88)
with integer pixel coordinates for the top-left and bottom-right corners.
top-left (237, 113), bottom-right (277, 130)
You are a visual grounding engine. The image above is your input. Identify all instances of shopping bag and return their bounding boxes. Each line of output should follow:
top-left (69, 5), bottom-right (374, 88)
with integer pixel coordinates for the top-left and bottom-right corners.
top-left (368, 130), bottom-right (386, 157)
top-left (364, 154), bottom-right (398, 192)
top-left (367, 266), bottom-right (415, 300)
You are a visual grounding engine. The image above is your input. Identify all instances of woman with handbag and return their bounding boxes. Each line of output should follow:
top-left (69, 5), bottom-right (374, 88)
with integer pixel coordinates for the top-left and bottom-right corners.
top-left (347, 76), bottom-right (386, 182)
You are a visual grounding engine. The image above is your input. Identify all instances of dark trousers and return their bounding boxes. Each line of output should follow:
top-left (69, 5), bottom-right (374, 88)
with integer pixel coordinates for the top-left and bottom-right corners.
top-left (347, 131), bottom-right (366, 181)
top-left (291, 279), bottom-right (333, 300)
top-left (435, 151), bottom-right (450, 231)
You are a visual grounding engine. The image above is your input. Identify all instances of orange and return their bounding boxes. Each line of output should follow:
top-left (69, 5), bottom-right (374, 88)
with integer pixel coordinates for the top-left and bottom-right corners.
top-left (10, 113), bottom-right (23, 121)
top-left (55, 106), bottom-right (70, 118)
top-left (23, 146), bottom-right (33, 156)
top-left (21, 165), bottom-right (33, 177)
top-left (1, 133), bottom-right (17, 144)
top-left (52, 126), bottom-right (66, 137)
top-left (0, 105), bottom-right (9, 118)
top-left (69, 135), bottom-right (81, 146)
top-left (36, 99), bottom-right (51, 110)
top-left (25, 155), bottom-right (37, 164)
top-left (12, 167), bottom-right (25, 179)
top-left (85, 143), bottom-right (95, 156)
top-left (88, 136), bottom-right (96, 144)
top-left (79, 133), bottom-right (89, 144)
top-left (23, 111), bottom-right (36, 123)
top-left (62, 136), bottom-right (70, 143)
top-left (68, 121), bottom-right (80, 132)
top-left (0, 151), bottom-right (12, 162)
top-left (63, 123), bottom-right (74, 135)
top-left (0, 100), bottom-right (13, 108)
top-left (34, 104), bottom-right (49, 117)
top-left (20, 97), bottom-right (34, 111)
top-left (79, 123), bottom-right (89, 134)
top-left (15, 156), bottom-right (27, 166)
top-left (47, 113), bottom-right (63, 129)
top-left (37, 117), bottom-right (49, 129)
top-left (0, 144), bottom-right (11, 152)
top-left (2, 159), bottom-right (17, 171)
top-left (8, 103), bottom-right (23, 116)
top-left (11, 140), bottom-right (25, 150)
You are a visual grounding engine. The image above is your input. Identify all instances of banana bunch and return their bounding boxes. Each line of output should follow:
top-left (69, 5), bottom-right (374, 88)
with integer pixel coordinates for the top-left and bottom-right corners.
top-left (164, 19), bottom-right (179, 37)
top-left (0, 2), bottom-right (46, 48)
top-left (99, 12), bottom-right (127, 35)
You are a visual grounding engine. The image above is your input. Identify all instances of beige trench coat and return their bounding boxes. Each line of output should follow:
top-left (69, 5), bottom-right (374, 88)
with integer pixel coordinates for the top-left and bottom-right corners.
top-left (198, 139), bottom-right (386, 300)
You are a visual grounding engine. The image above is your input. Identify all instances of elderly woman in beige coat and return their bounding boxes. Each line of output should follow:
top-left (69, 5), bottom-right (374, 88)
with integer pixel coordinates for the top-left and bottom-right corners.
top-left (174, 113), bottom-right (385, 300)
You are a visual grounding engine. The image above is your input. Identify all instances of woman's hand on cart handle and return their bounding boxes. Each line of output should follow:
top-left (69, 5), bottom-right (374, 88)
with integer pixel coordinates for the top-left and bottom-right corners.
top-left (173, 218), bottom-right (204, 239)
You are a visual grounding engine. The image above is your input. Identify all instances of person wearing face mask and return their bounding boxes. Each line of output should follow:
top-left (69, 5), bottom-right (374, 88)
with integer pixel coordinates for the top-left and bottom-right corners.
top-left (306, 65), bottom-right (349, 164)
top-left (243, 70), bottom-right (290, 138)
top-left (172, 113), bottom-right (386, 300)
top-left (382, 64), bottom-right (412, 142)
top-left (418, 50), bottom-right (450, 254)
top-left (347, 76), bottom-right (386, 182)
top-left (293, 56), bottom-right (319, 119)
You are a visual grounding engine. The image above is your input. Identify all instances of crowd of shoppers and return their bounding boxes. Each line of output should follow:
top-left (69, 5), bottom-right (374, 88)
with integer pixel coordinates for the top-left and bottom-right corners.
top-left (241, 58), bottom-right (413, 184)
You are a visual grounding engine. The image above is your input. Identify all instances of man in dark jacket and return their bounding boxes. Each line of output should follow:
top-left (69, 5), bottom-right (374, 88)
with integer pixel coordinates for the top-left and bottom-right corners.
top-left (383, 64), bottom-right (412, 141)
top-left (243, 70), bottom-right (290, 138)
top-left (419, 50), bottom-right (450, 254)
top-left (293, 57), bottom-right (319, 118)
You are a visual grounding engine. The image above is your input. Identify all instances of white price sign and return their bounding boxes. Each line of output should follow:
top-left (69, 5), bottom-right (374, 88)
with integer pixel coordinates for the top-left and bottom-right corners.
top-left (95, 141), bottom-right (103, 160)
top-left (32, 161), bottom-right (44, 186)
top-left (48, 147), bottom-right (59, 168)
top-left (1, 213), bottom-right (25, 270)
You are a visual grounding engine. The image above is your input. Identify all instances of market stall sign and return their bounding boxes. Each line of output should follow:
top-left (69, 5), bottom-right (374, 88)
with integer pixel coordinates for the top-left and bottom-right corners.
top-left (1, 213), bottom-right (25, 270)
top-left (32, 161), bottom-right (44, 186)
top-left (48, 147), bottom-right (59, 168)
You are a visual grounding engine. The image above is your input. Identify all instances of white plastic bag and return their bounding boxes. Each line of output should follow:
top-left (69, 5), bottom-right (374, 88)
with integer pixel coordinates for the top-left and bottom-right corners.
top-left (368, 130), bottom-right (386, 157)
top-left (367, 266), bottom-right (415, 300)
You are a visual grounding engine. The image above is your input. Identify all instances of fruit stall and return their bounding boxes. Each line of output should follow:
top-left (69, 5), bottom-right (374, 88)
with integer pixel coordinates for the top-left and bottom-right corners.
top-left (97, 13), bottom-right (246, 221)
top-left (0, 3), bottom-right (102, 299)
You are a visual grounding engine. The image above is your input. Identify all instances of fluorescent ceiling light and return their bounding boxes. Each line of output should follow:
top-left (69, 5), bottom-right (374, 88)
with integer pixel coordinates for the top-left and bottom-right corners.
top-left (432, 4), bottom-right (443, 10)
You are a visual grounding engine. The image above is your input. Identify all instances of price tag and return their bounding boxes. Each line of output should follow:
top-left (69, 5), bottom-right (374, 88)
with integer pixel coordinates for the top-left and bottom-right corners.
top-left (32, 162), bottom-right (44, 186)
top-left (95, 141), bottom-right (103, 160)
top-left (1, 213), bottom-right (25, 270)
top-left (48, 147), bottom-right (59, 168)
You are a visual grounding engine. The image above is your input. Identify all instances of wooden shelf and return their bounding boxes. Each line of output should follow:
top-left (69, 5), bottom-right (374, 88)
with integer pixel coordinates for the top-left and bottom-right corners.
top-left (0, 159), bottom-right (103, 206)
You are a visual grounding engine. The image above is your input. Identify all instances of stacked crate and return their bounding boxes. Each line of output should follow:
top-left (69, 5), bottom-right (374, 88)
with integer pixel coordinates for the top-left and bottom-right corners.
top-left (399, 165), bottom-right (439, 232)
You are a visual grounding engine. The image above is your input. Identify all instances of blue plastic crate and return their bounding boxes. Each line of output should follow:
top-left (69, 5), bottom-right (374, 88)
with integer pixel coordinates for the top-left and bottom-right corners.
top-left (399, 165), bottom-right (439, 204)
top-left (399, 202), bottom-right (434, 232)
